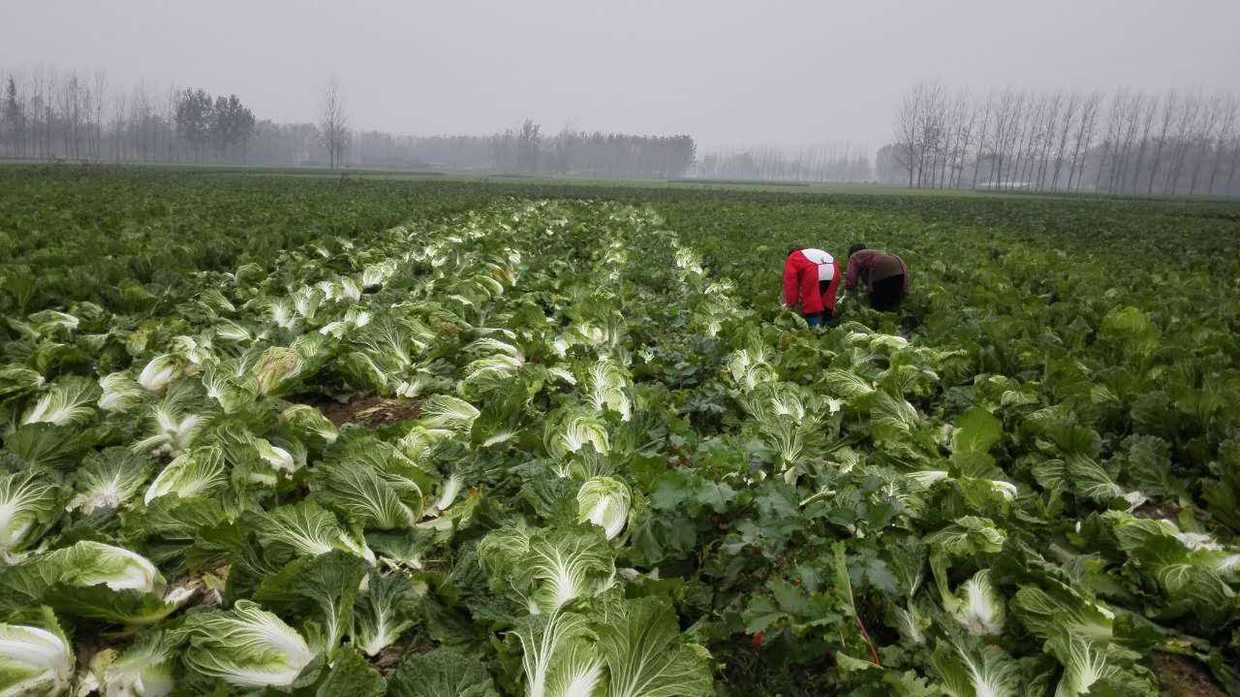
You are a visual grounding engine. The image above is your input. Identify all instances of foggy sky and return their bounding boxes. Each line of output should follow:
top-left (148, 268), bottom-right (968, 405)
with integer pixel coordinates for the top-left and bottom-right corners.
top-left (3, 0), bottom-right (1238, 149)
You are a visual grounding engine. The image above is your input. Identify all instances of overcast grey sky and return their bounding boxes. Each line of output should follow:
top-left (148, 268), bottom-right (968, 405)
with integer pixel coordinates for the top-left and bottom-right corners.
top-left (2, 0), bottom-right (1237, 148)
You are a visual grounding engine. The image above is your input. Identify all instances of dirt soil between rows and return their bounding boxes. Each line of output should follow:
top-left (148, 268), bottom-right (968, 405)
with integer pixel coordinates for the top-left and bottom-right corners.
top-left (1152, 653), bottom-right (1229, 697)
top-left (301, 395), bottom-right (422, 428)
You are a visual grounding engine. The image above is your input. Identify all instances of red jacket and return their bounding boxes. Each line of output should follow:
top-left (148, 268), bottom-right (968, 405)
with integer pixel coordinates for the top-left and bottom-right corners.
top-left (783, 248), bottom-right (841, 315)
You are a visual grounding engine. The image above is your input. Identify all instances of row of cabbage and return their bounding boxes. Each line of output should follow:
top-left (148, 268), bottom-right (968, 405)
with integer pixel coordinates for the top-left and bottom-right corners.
top-left (627, 212), bottom-right (1240, 693)
top-left (7, 194), bottom-right (1238, 697)
top-left (0, 199), bottom-right (735, 696)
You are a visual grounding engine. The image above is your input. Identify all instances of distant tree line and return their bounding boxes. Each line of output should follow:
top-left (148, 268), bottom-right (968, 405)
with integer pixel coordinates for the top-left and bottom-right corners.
top-left (0, 66), bottom-right (256, 164)
top-left (0, 65), bottom-right (696, 178)
top-left (352, 119), bottom-right (696, 178)
top-left (693, 143), bottom-right (872, 182)
top-left (882, 81), bottom-right (1240, 196)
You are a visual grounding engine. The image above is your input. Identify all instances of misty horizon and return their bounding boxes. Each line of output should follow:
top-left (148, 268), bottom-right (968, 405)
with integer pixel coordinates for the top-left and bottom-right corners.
top-left (3, 0), bottom-right (1238, 150)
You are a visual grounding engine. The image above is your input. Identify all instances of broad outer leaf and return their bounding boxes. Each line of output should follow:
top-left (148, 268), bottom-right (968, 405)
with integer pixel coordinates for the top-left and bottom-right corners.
top-left (594, 597), bottom-right (711, 697)
top-left (315, 646), bottom-right (384, 697)
top-left (386, 646), bottom-right (499, 697)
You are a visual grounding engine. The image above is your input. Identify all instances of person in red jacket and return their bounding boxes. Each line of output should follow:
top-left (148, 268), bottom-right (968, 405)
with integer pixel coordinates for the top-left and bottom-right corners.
top-left (782, 245), bottom-right (841, 327)
top-left (845, 244), bottom-right (909, 311)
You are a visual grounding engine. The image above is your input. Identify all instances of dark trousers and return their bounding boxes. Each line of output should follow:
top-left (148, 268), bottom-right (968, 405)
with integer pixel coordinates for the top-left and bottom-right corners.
top-left (869, 275), bottom-right (906, 311)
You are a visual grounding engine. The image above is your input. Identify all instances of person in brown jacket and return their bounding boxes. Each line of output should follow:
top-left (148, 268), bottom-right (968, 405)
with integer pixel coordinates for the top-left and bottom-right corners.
top-left (845, 244), bottom-right (909, 311)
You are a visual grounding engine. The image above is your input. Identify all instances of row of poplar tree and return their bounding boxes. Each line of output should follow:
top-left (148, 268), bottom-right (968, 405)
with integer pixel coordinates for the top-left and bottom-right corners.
top-left (882, 81), bottom-right (1240, 196)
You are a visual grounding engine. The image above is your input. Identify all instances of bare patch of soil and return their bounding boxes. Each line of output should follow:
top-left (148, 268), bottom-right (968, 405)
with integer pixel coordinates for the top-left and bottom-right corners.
top-left (1133, 500), bottom-right (1183, 520)
top-left (1152, 653), bottom-right (1228, 697)
top-left (371, 645), bottom-right (406, 677)
top-left (300, 395), bottom-right (422, 428)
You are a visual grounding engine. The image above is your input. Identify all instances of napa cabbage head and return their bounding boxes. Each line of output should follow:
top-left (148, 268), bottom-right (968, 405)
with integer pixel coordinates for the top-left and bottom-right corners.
top-left (67, 449), bottom-right (154, 516)
top-left (0, 469), bottom-right (63, 562)
top-left (44, 541), bottom-right (164, 593)
top-left (137, 355), bottom-right (181, 393)
top-left (0, 608), bottom-right (74, 697)
top-left (90, 631), bottom-right (176, 697)
top-left (576, 476), bottom-right (631, 540)
top-left (179, 600), bottom-right (315, 688)
top-left (143, 446), bottom-right (227, 505)
top-left (478, 524), bottom-right (614, 614)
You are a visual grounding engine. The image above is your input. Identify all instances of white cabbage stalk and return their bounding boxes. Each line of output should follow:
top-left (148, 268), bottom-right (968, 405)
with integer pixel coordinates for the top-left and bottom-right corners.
top-left (251, 347), bottom-right (303, 396)
top-left (95, 633), bottom-right (176, 697)
top-left (144, 448), bottom-right (227, 504)
top-left (587, 359), bottom-right (631, 421)
top-left (481, 431), bottom-right (517, 448)
top-left (354, 575), bottom-right (416, 657)
top-left (339, 277), bottom-right (362, 303)
top-left (138, 355), bottom-right (180, 392)
top-left (314, 280), bottom-right (336, 300)
top-left (1052, 637), bottom-right (1116, 697)
top-left (362, 260), bottom-right (398, 289)
top-left (434, 474), bottom-right (464, 513)
top-left (906, 470), bottom-right (950, 489)
top-left (0, 365), bottom-right (44, 398)
top-left (291, 288), bottom-right (323, 320)
top-left (0, 470), bottom-right (59, 560)
top-left (30, 310), bottom-right (80, 334)
top-left (954, 569), bottom-right (1005, 636)
top-left (52, 541), bottom-right (164, 593)
top-left (180, 601), bottom-right (314, 688)
top-left (280, 405), bottom-right (338, 444)
top-left (989, 480), bottom-right (1018, 500)
top-left (419, 395), bottom-right (480, 432)
top-left (253, 438), bottom-right (296, 474)
top-left (98, 372), bottom-right (144, 413)
top-left (215, 320), bottom-right (252, 343)
top-left (22, 378), bottom-right (96, 426)
top-left (546, 411), bottom-right (610, 459)
top-left (577, 477), bottom-right (631, 540)
top-left (933, 641), bottom-right (1017, 697)
top-left (269, 299), bottom-right (296, 329)
top-left (132, 402), bottom-right (204, 457)
top-left (256, 503), bottom-right (376, 564)
top-left (171, 335), bottom-right (213, 367)
top-left (66, 456), bottom-right (150, 516)
top-left (0, 620), bottom-right (73, 696)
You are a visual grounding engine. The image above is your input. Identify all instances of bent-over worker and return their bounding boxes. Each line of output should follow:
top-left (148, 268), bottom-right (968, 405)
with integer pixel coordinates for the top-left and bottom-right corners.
top-left (845, 244), bottom-right (908, 311)
top-left (782, 245), bottom-right (841, 328)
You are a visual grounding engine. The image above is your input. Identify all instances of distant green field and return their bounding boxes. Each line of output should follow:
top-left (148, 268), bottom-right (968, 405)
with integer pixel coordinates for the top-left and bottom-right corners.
top-left (1, 163), bottom-right (1240, 696)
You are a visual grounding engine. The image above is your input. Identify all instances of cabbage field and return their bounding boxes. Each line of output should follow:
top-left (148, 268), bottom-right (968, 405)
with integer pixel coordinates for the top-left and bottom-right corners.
top-left (1, 167), bottom-right (1240, 697)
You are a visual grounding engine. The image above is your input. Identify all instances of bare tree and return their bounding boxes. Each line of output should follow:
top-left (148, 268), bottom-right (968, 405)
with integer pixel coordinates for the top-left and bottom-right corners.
top-left (950, 90), bottom-right (977, 188)
top-left (1111, 91), bottom-right (1144, 193)
top-left (892, 86), bottom-right (922, 188)
top-left (1146, 91), bottom-right (1178, 195)
top-left (1225, 124), bottom-right (1240, 195)
top-left (970, 92), bottom-right (995, 189)
top-left (1207, 96), bottom-right (1237, 195)
top-left (1127, 94), bottom-right (1159, 194)
top-left (319, 76), bottom-right (349, 169)
top-left (1188, 95), bottom-right (1223, 195)
top-left (1049, 92), bottom-right (1079, 191)
top-left (1165, 92), bottom-right (1201, 194)
top-left (1033, 91), bottom-right (1062, 190)
top-left (1067, 91), bottom-right (1101, 192)
top-left (1094, 89), bottom-right (1126, 193)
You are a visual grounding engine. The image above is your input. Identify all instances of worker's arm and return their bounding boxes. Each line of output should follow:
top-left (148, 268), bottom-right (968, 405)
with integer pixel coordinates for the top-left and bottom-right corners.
top-left (782, 255), bottom-right (800, 306)
top-left (844, 252), bottom-right (864, 291)
top-left (900, 256), bottom-right (910, 291)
